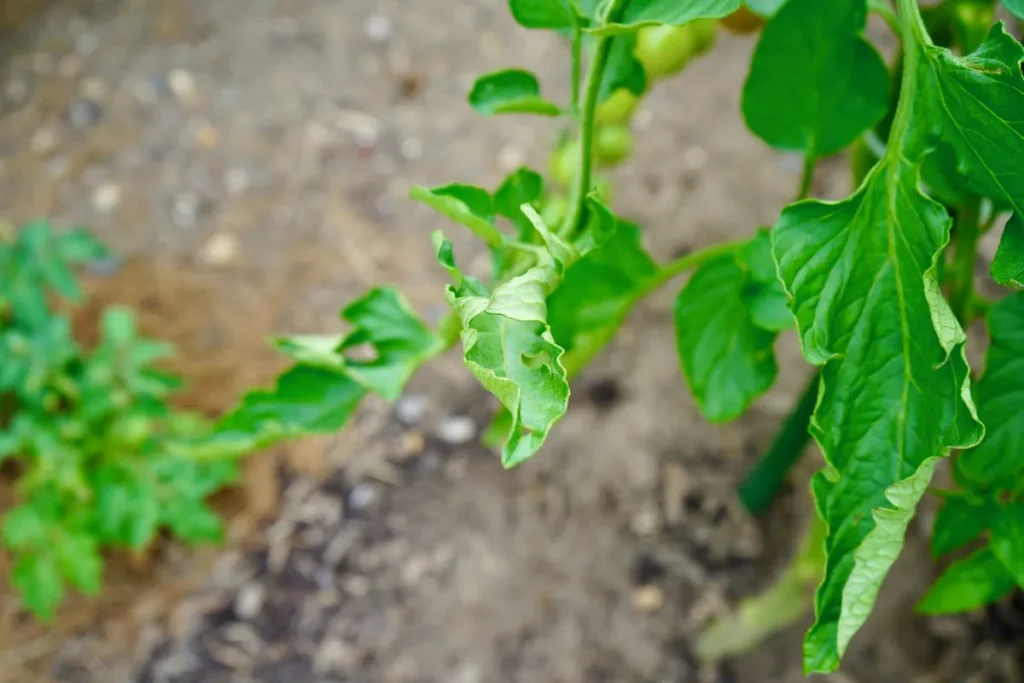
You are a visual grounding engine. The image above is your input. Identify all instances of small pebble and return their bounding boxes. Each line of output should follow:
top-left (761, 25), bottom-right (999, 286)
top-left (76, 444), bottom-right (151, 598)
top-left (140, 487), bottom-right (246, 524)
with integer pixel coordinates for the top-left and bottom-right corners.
top-left (316, 638), bottom-right (358, 674)
top-left (234, 583), bottom-right (266, 619)
top-left (394, 393), bottom-right (428, 425)
top-left (92, 183), bottom-right (122, 213)
top-left (343, 575), bottom-right (371, 597)
top-left (67, 98), bottom-right (103, 128)
top-left (400, 137), bottom-right (423, 161)
top-left (30, 128), bottom-right (59, 155)
top-left (396, 430), bottom-right (425, 459)
top-left (683, 145), bottom-right (709, 171)
top-left (497, 145), bottom-right (524, 171)
top-left (630, 504), bottom-right (661, 537)
top-left (199, 232), bottom-right (238, 266)
top-left (364, 14), bottom-right (392, 43)
top-left (168, 68), bottom-right (198, 104)
top-left (134, 76), bottom-right (166, 105)
top-left (171, 192), bottom-right (203, 227)
top-left (633, 585), bottom-right (665, 612)
top-left (347, 482), bottom-right (380, 513)
top-left (437, 415), bottom-right (477, 446)
top-left (224, 167), bottom-right (250, 194)
top-left (81, 78), bottom-right (109, 100)
top-left (194, 122), bottom-right (220, 148)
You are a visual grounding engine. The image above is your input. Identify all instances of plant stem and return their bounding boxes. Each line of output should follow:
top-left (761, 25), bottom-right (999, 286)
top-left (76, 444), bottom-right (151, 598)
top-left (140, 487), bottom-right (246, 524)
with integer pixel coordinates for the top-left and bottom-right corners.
top-left (950, 196), bottom-right (982, 326)
top-left (562, 0), bottom-right (629, 239)
top-left (797, 155), bottom-right (816, 200)
top-left (738, 371), bottom-right (819, 516)
top-left (695, 512), bottom-right (826, 663)
top-left (570, 17), bottom-right (583, 113)
top-left (645, 240), bottom-right (746, 293)
top-left (869, 0), bottom-right (900, 35)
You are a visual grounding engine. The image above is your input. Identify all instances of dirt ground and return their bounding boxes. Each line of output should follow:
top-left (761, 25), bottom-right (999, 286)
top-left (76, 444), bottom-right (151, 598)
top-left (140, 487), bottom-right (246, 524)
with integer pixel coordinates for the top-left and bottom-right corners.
top-left (2, 0), bottom-right (1024, 681)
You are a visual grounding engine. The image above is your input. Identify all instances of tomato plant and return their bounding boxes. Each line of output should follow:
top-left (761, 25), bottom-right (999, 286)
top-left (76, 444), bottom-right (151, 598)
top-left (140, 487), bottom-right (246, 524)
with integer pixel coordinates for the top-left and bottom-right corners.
top-left (0, 222), bottom-right (240, 620)
top-left (52, 0), bottom-right (1020, 672)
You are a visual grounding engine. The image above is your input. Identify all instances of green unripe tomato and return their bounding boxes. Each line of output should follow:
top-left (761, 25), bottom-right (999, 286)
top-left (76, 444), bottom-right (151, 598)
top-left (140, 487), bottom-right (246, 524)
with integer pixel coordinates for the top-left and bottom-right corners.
top-left (634, 25), bottom-right (695, 79)
top-left (541, 195), bottom-right (569, 229)
top-left (595, 88), bottom-right (640, 126)
top-left (549, 140), bottom-right (580, 187)
top-left (594, 125), bottom-right (633, 167)
top-left (689, 19), bottom-right (717, 56)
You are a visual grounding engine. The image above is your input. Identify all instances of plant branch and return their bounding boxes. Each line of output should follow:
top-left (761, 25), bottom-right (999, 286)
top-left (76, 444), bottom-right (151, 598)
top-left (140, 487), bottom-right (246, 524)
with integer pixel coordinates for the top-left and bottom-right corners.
top-left (562, 0), bottom-right (629, 239)
top-left (869, 0), bottom-right (900, 36)
top-left (645, 240), bottom-right (746, 293)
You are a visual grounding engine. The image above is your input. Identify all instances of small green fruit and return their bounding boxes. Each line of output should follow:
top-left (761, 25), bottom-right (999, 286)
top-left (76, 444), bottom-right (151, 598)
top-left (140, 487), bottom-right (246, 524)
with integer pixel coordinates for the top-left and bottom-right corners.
top-left (596, 88), bottom-right (640, 126)
top-left (549, 140), bottom-right (580, 186)
top-left (594, 126), bottom-right (633, 167)
top-left (689, 19), bottom-right (718, 56)
top-left (634, 25), bottom-right (696, 79)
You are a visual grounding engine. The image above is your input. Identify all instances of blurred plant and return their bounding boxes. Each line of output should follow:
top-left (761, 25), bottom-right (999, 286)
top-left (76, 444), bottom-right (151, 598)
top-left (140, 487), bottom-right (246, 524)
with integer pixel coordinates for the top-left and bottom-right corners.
top-left (0, 221), bottom-right (236, 620)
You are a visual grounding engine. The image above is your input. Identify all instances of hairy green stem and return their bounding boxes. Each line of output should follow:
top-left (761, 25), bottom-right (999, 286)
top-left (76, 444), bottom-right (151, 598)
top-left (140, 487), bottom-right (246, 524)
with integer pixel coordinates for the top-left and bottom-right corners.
top-left (562, 0), bottom-right (629, 239)
top-left (570, 17), bottom-right (583, 113)
top-left (950, 196), bottom-right (982, 327)
top-left (738, 371), bottom-right (820, 516)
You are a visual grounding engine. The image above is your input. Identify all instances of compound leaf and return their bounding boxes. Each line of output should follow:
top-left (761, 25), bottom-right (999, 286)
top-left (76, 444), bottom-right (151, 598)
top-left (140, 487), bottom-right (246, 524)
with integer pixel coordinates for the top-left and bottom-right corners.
top-left (992, 215), bottom-right (1024, 287)
top-left (591, 0), bottom-right (740, 34)
top-left (674, 234), bottom-right (784, 423)
top-left (411, 183), bottom-right (507, 249)
top-left (494, 168), bottom-right (544, 221)
top-left (468, 69), bottom-right (561, 116)
top-left (931, 495), bottom-right (994, 558)
top-left (918, 547), bottom-right (1016, 614)
top-left (991, 503), bottom-right (1024, 588)
top-left (742, 0), bottom-right (890, 159)
top-left (958, 291), bottom-right (1024, 484)
top-left (435, 232), bottom-right (569, 468)
top-left (745, 0), bottom-right (786, 17)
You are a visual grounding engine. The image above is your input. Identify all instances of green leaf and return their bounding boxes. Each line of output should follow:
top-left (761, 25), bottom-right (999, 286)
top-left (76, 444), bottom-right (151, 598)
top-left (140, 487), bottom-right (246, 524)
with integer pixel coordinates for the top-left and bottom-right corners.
top-left (508, 0), bottom-right (578, 29)
top-left (741, 0), bottom-right (890, 159)
top-left (494, 168), bottom-right (544, 221)
top-left (1005, 0), bottom-right (1024, 20)
top-left (958, 291), bottom-right (1024, 484)
top-left (918, 547), bottom-right (1016, 615)
top-left (208, 365), bottom-right (368, 455)
top-left (411, 183), bottom-right (507, 249)
top-left (2, 504), bottom-right (49, 550)
top-left (468, 69), bottom-right (562, 116)
top-left (278, 289), bottom-right (445, 401)
top-left (548, 221), bottom-right (658, 376)
top-left (992, 215), bottom-right (1024, 287)
top-left (166, 503), bottom-right (223, 544)
top-left (597, 33), bottom-right (647, 101)
top-left (590, 0), bottom-right (740, 35)
top-left (991, 503), bottom-right (1024, 588)
top-left (740, 230), bottom-right (792, 332)
top-left (12, 553), bottom-right (64, 621)
top-left (674, 235), bottom-right (782, 423)
top-left (932, 496), bottom-right (994, 558)
top-left (55, 534), bottom-right (102, 594)
top-left (772, 19), bottom-right (1024, 673)
top-left (435, 232), bottom-right (569, 468)
top-left (912, 26), bottom-right (1024, 218)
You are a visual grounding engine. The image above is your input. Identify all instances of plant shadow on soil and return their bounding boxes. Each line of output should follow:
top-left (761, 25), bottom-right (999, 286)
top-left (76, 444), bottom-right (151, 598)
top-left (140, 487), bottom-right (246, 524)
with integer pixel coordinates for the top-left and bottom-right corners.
top-left (3, 0), bottom-right (1024, 681)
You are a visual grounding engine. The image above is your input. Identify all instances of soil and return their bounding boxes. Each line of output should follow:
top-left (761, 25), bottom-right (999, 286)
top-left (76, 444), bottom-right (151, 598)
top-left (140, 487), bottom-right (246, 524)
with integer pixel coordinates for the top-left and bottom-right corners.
top-left (1, 1), bottom-right (1023, 682)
